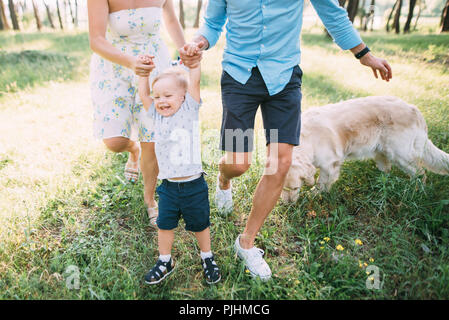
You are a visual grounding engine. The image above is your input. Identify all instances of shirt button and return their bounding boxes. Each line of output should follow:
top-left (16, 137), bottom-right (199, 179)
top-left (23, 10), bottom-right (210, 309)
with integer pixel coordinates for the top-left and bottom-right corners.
top-left (261, 44), bottom-right (265, 48)
top-left (262, 5), bottom-right (266, 8)
top-left (263, 26), bottom-right (267, 30)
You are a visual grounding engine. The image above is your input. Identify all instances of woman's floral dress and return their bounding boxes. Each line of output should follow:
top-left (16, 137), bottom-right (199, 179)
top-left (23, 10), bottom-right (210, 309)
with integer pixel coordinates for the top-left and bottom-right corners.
top-left (89, 7), bottom-right (171, 142)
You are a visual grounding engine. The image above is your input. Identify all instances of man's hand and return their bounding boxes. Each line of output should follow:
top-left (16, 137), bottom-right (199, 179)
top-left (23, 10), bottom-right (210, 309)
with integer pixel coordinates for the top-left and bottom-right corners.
top-left (179, 36), bottom-right (209, 68)
top-left (360, 52), bottom-right (392, 82)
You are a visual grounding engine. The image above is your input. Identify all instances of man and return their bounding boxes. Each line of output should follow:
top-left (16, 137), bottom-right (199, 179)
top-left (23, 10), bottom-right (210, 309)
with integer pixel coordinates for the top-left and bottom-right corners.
top-left (179, 0), bottom-right (392, 281)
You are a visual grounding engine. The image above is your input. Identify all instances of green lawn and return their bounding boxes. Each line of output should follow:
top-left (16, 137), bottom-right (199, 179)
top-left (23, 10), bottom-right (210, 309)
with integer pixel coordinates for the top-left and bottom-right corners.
top-left (0, 28), bottom-right (448, 299)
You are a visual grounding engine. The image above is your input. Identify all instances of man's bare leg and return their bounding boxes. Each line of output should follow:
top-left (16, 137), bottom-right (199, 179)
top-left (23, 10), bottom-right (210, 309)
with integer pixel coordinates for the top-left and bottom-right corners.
top-left (239, 143), bottom-right (293, 249)
top-left (218, 152), bottom-right (252, 189)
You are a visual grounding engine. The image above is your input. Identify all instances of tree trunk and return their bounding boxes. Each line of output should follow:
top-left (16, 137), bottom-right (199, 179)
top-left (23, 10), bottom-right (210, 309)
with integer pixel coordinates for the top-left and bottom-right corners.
top-left (0, 0), bottom-right (10, 30)
top-left (179, 0), bottom-right (185, 29)
top-left (386, 0), bottom-right (398, 32)
top-left (193, 0), bottom-right (202, 28)
top-left (403, 0), bottom-right (417, 33)
top-left (8, 0), bottom-right (19, 30)
top-left (363, 0), bottom-right (375, 31)
top-left (441, 0), bottom-right (449, 32)
top-left (392, 0), bottom-right (402, 34)
top-left (56, 0), bottom-right (63, 29)
top-left (31, 0), bottom-right (42, 31)
top-left (346, 0), bottom-right (359, 23)
top-left (413, 0), bottom-right (422, 31)
top-left (68, 0), bottom-right (75, 27)
top-left (43, 0), bottom-right (56, 29)
top-left (74, 0), bottom-right (78, 27)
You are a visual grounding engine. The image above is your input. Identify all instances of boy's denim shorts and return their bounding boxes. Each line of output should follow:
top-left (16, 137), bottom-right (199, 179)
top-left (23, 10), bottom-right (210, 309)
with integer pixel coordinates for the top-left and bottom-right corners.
top-left (220, 65), bottom-right (303, 152)
top-left (156, 174), bottom-right (210, 232)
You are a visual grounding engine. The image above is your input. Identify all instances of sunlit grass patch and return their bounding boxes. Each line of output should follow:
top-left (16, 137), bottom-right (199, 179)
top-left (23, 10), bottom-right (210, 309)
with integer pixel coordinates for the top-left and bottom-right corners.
top-left (0, 29), bottom-right (448, 299)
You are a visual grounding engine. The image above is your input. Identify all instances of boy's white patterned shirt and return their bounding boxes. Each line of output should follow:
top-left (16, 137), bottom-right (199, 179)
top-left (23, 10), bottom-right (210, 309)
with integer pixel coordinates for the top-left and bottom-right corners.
top-left (148, 93), bottom-right (203, 180)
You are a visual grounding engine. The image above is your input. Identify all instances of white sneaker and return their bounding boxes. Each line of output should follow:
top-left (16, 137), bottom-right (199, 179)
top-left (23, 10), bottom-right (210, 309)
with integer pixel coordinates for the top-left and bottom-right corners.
top-left (234, 235), bottom-right (272, 281)
top-left (215, 174), bottom-right (233, 216)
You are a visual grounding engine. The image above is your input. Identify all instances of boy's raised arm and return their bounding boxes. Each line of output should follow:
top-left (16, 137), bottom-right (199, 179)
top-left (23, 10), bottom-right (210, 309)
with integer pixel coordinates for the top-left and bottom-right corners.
top-left (188, 65), bottom-right (201, 103)
top-left (138, 76), bottom-right (153, 111)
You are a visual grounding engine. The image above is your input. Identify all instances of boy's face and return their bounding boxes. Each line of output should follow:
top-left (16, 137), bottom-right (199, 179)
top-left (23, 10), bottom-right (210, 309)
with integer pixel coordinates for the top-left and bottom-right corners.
top-left (152, 77), bottom-right (185, 117)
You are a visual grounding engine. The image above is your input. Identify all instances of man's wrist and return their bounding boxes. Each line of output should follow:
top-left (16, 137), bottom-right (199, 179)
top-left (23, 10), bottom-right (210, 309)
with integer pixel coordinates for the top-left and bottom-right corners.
top-left (354, 46), bottom-right (371, 59)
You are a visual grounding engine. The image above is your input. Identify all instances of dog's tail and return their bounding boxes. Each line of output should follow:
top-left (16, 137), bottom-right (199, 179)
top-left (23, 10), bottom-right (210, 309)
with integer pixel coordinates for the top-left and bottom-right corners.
top-left (421, 139), bottom-right (449, 175)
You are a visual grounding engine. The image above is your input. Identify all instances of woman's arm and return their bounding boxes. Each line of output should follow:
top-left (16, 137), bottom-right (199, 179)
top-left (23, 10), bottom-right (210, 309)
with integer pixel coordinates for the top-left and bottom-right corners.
top-left (87, 0), bottom-right (153, 76)
top-left (162, 0), bottom-right (186, 51)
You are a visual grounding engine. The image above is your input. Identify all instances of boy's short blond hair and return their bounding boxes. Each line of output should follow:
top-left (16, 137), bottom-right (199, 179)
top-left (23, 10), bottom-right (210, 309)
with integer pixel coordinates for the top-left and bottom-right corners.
top-left (152, 66), bottom-right (189, 91)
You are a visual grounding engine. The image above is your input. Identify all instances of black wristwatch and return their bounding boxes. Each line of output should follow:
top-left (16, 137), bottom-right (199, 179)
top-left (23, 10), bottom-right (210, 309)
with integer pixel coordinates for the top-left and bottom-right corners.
top-left (355, 46), bottom-right (370, 59)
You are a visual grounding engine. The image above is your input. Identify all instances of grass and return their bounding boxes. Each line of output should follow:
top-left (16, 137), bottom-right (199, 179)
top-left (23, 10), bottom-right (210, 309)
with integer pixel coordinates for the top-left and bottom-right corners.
top-left (0, 26), bottom-right (448, 300)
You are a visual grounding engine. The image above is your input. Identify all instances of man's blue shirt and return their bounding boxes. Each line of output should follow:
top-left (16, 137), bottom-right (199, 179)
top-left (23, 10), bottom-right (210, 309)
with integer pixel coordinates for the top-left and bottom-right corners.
top-left (198, 0), bottom-right (362, 95)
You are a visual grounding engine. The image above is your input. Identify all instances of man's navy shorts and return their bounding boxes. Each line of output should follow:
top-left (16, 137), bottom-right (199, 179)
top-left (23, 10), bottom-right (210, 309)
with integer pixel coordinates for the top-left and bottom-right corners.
top-left (220, 65), bottom-right (303, 152)
top-left (156, 174), bottom-right (210, 232)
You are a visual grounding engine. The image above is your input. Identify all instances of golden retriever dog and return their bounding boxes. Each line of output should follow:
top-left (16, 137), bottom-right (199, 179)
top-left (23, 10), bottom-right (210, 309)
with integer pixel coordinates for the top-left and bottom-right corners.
top-left (281, 96), bottom-right (449, 203)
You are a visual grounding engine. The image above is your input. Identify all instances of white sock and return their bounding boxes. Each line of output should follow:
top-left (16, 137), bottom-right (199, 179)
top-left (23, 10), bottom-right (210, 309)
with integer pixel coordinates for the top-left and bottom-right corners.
top-left (159, 254), bottom-right (171, 262)
top-left (200, 251), bottom-right (213, 260)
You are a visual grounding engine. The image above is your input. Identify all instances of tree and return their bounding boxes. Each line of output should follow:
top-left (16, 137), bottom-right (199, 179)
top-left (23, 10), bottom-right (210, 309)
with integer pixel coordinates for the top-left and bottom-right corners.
top-left (179, 0), bottom-right (185, 29)
top-left (193, 0), bottom-right (202, 28)
top-left (346, 0), bottom-right (360, 22)
top-left (392, 0), bottom-right (403, 34)
top-left (8, 0), bottom-right (20, 30)
top-left (0, 0), bottom-right (11, 30)
top-left (31, 0), bottom-right (42, 30)
top-left (403, 0), bottom-right (417, 33)
top-left (441, 0), bottom-right (449, 32)
top-left (363, 0), bottom-right (376, 31)
top-left (43, 0), bottom-right (56, 29)
top-left (56, 0), bottom-right (63, 29)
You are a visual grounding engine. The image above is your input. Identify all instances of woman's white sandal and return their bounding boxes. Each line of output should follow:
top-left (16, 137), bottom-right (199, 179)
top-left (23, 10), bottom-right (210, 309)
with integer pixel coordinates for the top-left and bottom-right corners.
top-left (147, 205), bottom-right (158, 227)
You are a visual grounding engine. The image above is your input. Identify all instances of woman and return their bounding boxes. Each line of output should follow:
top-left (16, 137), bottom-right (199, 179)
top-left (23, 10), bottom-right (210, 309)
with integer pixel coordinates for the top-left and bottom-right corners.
top-left (88, 0), bottom-right (186, 226)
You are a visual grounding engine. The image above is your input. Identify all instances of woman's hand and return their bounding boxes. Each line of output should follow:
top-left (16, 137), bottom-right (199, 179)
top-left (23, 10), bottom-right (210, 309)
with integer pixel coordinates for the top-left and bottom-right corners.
top-left (130, 55), bottom-right (155, 77)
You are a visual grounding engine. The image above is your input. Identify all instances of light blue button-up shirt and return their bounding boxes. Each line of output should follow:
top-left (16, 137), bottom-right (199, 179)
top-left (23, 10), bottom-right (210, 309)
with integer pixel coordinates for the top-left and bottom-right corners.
top-left (198, 0), bottom-right (362, 95)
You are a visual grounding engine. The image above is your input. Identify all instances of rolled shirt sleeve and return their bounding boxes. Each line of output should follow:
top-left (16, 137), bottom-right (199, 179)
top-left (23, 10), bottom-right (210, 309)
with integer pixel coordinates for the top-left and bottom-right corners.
top-left (197, 0), bottom-right (228, 50)
top-left (310, 0), bottom-right (362, 50)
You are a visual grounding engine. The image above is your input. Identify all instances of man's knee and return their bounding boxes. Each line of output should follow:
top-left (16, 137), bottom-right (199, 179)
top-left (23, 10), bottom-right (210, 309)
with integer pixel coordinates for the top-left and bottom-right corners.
top-left (265, 145), bottom-right (293, 177)
top-left (221, 162), bottom-right (251, 177)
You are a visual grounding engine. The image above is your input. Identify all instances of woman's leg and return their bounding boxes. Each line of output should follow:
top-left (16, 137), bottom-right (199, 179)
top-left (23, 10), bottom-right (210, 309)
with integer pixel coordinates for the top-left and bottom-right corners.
top-left (140, 142), bottom-right (158, 208)
top-left (103, 136), bottom-right (140, 166)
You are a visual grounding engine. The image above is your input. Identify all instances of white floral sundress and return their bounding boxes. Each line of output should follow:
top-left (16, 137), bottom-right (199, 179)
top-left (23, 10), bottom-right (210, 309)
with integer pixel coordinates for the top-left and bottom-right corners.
top-left (89, 7), bottom-right (171, 142)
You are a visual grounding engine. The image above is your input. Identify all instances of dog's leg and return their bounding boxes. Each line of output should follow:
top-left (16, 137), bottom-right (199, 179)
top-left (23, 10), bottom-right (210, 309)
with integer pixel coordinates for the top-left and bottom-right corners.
top-left (375, 153), bottom-right (392, 173)
top-left (317, 163), bottom-right (341, 191)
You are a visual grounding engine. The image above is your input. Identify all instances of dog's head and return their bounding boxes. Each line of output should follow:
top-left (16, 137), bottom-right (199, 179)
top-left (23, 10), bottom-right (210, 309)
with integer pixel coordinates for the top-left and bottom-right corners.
top-left (281, 159), bottom-right (316, 203)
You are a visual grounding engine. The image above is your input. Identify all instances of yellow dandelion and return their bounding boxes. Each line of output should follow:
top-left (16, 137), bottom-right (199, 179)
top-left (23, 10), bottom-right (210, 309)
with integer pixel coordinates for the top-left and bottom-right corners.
top-left (366, 271), bottom-right (370, 275)
top-left (369, 258), bottom-right (375, 263)
top-left (319, 240), bottom-right (325, 245)
top-left (245, 269), bottom-right (250, 274)
top-left (294, 280), bottom-right (300, 285)
top-left (358, 261), bottom-right (363, 268)
top-left (364, 262), bottom-right (368, 267)
top-left (320, 246), bottom-right (325, 250)
top-left (323, 237), bottom-right (330, 242)
top-left (355, 239), bottom-right (363, 246)
top-left (336, 245), bottom-right (344, 251)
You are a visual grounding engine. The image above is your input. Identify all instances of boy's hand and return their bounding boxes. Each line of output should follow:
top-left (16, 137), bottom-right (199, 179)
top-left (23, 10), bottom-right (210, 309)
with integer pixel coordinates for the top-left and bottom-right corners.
top-left (179, 38), bottom-right (207, 68)
top-left (132, 55), bottom-right (155, 77)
